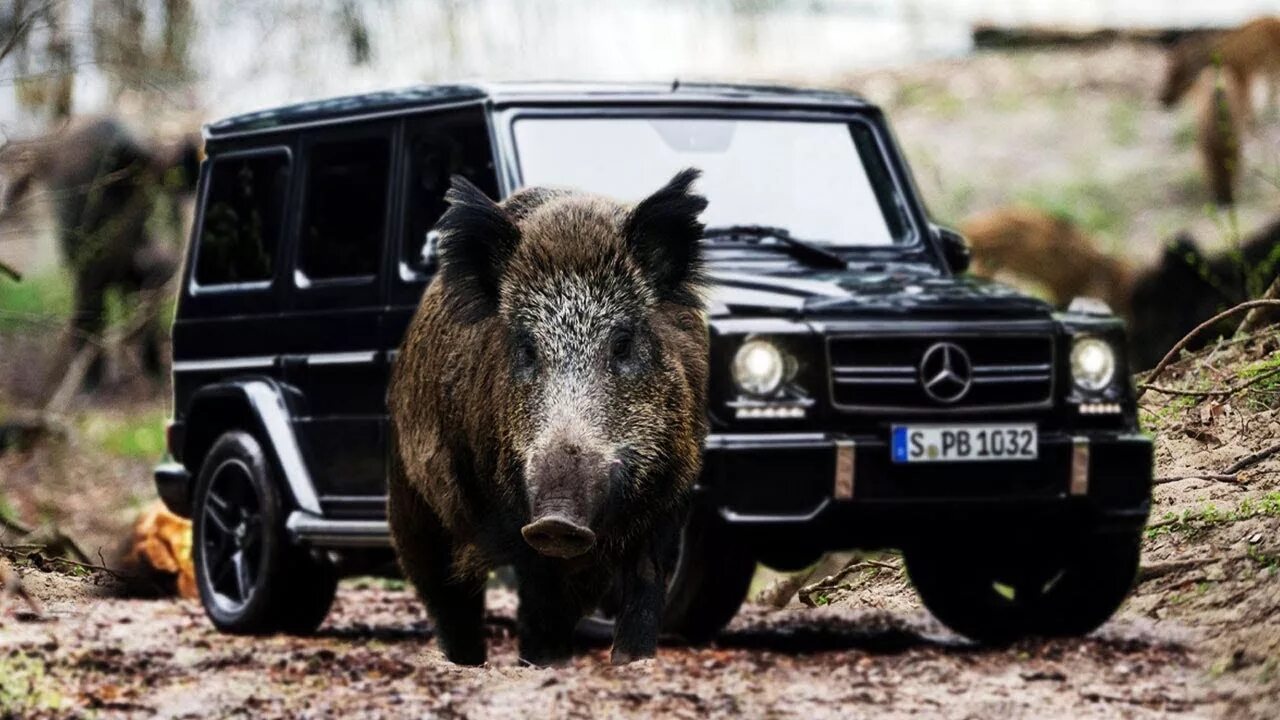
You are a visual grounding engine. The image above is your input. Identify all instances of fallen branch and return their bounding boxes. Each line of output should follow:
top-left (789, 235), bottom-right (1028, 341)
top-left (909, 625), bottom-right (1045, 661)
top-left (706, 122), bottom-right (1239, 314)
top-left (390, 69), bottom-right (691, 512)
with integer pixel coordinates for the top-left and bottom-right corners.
top-left (798, 558), bottom-right (902, 608)
top-left (1223, 440), bottom-right (1280, 475)
top-left (1, 545), bottom-right (122, 579)
top-left (1137, 299), bottom-right (1280, 401)
top-left (1138, 365), bottom-right (1280, 400)
top-left (1237, 275), bottom-right (1280, 336)
top-left (0, 260), bottom-right (20, 282)
top-left (1137, 557), bottom-right (1217, 583)
top-left (1153, 473), bottom-right (1240, 486)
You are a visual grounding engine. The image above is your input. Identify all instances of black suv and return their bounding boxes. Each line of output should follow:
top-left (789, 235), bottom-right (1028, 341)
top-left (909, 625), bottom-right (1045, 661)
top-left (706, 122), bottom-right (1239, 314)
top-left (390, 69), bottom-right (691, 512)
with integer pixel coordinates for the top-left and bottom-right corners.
top-left (156, 83), bottom-right (1152, 643)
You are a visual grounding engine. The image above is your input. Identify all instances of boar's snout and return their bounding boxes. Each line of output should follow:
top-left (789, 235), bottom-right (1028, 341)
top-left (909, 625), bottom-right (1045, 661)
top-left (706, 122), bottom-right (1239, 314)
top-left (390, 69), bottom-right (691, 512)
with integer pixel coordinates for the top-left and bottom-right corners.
top-left (522, 442), bottom-right (610, 558)
top-left (521, 515), bottom-right (596, 558)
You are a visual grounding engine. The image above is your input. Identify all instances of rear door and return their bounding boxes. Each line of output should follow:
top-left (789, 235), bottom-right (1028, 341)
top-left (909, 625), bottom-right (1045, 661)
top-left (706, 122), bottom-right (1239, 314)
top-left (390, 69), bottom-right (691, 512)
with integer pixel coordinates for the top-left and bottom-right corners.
top-left (387, 104), bottom-right (501, 314)
top-left (173, 142), bottom-right (293, 419)
top-left (280, 122), bottom-right (398, 516)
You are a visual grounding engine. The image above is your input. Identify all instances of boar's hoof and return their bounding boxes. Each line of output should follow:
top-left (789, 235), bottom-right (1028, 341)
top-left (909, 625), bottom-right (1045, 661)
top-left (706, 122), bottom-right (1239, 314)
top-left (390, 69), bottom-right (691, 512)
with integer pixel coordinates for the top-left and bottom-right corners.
top-left (521, 516), bottom-right (596, 558)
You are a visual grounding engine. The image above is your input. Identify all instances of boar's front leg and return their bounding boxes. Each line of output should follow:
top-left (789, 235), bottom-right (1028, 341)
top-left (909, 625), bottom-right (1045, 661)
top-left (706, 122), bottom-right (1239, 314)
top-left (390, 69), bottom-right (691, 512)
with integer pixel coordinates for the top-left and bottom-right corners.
top-left (514, 558), bottom-right (597, 666)
top-left (610, 523), bottom-right (680, 665)
top-left (388, 469), bottom-right (486, 666)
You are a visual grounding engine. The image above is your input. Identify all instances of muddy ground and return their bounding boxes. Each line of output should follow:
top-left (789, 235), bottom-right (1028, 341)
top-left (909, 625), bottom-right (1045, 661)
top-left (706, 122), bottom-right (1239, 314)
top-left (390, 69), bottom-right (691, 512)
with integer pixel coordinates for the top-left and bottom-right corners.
top-left (4, 338), bottom-right (1280, 720)
top-left (3, 41), bottom-right (1280, 719)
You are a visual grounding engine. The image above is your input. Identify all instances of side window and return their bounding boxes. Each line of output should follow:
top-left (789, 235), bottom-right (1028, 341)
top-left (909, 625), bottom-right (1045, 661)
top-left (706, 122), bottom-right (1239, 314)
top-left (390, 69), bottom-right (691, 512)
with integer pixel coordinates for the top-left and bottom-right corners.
top-left (298, 136), bottom-right (391, 281)
top-left (195, 151), bottom-right (290, 286)
top-left (404, 109), bottom-right (497, 273)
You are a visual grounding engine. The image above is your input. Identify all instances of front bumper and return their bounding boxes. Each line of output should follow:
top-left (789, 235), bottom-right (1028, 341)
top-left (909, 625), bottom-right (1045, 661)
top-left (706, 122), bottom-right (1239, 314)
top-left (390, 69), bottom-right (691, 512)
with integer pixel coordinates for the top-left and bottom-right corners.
top-left (700, 429), bottom-right (1152, 549)
top-left (155, 462), bottom-right (193, 517)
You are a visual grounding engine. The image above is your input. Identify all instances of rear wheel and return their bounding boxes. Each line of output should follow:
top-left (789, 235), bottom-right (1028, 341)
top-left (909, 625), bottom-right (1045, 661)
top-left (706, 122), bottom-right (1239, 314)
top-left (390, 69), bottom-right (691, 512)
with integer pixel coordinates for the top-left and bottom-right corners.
top-left (905, 530), bottom-right (1141, 644)
top-left (577, 507), bottom-right (755, 644)
top-left (192, 431), bottom-right (338, 635)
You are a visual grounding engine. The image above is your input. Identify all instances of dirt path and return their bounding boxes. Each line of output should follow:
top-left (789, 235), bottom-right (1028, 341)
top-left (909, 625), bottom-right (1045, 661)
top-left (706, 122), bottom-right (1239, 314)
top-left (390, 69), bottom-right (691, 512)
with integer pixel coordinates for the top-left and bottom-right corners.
top-left (1, 579), bottom-right (1212, 720)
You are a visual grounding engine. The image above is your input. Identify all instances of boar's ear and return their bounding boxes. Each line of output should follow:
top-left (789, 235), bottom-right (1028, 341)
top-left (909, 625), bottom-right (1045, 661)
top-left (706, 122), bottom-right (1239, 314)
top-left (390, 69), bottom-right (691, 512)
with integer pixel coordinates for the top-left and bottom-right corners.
top-left (435, 175), bottom-right (520, 323)
top-left (624, 168), bottom-right (709, 308)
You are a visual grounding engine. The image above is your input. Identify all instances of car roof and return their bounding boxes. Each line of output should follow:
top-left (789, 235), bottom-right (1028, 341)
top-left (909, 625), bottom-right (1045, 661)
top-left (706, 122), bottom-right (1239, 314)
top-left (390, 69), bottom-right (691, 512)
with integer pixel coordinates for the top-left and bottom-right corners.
top-left (204, 81), bottom-right (874, 139)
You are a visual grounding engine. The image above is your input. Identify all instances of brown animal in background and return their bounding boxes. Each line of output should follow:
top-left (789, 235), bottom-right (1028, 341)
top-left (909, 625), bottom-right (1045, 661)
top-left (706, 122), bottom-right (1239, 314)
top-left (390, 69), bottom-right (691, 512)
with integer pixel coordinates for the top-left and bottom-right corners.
top-left (960, 206), bottom-right (1134, 311)
top-left (388, 170), bottom-right (710, 666)
top-left (1159, 16), bottom-right (1280, 121)
top-left (1196, 69), bottom-right (1247, 205)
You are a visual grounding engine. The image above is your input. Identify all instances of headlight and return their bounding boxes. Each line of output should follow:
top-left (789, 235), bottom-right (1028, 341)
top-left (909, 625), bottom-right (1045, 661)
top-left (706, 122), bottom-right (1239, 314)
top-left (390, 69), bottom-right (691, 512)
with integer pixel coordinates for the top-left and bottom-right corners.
top-left (732, 339), bottom-right (786, 396)
top-left (1071, 337), bottom-right (1116, 392)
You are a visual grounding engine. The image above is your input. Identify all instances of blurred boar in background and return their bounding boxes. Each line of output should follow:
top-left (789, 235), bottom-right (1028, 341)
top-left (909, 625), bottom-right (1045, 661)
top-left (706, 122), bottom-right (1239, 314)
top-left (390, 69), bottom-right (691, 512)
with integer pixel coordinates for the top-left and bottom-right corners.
top-left (1196, 70), bottom-right (1247, 206)
top-left (1128, 220), bottom-right (1280, 368)
top-left (960, 206), bottom-right (1134, 311)
top-left (388, 170), bottom-right (710, 666)
top-left (1159, 16), bottom-right (1280, 121)
top-left (1159, 16), bottom-right (1280, 205)
top-left (0, 117), bottom-right (200, 385)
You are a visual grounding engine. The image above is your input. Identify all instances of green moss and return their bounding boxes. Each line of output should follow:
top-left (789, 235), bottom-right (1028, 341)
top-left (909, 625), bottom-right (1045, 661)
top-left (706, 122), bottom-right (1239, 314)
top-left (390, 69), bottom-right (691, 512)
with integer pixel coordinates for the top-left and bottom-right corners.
top-left (1145, 492), bottom-right (1280, 539)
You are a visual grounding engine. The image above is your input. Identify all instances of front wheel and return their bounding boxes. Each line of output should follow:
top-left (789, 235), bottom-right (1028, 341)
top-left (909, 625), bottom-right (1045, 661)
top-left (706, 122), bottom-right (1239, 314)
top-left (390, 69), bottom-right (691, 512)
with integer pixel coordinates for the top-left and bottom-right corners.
top-left (192, 431), bottom-right (338, 635)
top-left (905, 530), bottom-right (1141, 645)
top-left (578, 507), bottom-right (756, 644)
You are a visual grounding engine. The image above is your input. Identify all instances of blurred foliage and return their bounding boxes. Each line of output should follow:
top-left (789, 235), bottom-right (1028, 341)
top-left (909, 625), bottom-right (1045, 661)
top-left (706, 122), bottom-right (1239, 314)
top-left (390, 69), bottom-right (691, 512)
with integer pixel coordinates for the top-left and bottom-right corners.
top-left (1017, 179), bottom-right (1128, 240)
top-left (81, 410), bottom-right (167, 460)
top-left (0, 270), bottom-right (72, 329)
top-left (0, 654), bottom-right (65, 715)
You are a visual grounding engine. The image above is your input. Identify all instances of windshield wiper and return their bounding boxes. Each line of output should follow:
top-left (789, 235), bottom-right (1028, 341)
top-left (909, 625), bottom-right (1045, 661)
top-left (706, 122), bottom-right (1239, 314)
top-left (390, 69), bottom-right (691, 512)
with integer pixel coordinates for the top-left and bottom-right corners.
top-left (703, 225), bottom-right (848, 270)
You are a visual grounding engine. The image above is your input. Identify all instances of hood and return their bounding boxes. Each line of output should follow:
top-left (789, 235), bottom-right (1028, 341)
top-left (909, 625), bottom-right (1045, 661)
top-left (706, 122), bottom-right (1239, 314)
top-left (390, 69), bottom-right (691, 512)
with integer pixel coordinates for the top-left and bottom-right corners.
top-left (706, 267), bottom-right (1053, 319)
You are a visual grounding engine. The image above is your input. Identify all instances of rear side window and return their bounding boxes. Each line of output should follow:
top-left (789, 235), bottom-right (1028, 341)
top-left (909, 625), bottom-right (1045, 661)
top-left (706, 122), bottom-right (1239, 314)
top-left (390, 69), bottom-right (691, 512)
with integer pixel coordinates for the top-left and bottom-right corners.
top-left (195, 151), bottom-right (290, 286)
top-left (404, 109), bottom-right (497, 273)
top-left (298, 136), bottom-right (391, 281)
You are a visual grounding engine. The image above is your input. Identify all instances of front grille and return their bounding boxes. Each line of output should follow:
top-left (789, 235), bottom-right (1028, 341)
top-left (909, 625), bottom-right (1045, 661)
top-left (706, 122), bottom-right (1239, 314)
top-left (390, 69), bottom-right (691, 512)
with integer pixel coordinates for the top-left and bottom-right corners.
top-left (828, 334), bottom-right (1054, 412)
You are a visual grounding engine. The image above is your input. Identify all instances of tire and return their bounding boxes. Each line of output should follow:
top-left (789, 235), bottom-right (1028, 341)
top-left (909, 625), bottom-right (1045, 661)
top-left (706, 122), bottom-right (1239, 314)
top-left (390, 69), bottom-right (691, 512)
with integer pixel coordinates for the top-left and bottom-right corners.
top-left (905, 530), bottom-right (1141, 645)
top-left (192, 431), bottom-right (338, 635)
top-left (577, 507), bottom-right (756, 644)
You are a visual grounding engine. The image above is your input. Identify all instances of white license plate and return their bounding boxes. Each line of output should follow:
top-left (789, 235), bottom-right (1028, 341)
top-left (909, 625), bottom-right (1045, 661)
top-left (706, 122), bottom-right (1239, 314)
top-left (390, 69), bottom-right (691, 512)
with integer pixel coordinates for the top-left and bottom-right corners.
top-left (891, 424), bottom-right (1038, 463)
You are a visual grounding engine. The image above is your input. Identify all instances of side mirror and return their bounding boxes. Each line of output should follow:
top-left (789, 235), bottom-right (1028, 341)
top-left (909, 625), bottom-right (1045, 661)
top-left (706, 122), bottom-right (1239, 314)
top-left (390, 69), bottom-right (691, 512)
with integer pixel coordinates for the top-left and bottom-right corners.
top-left (933, 224), bottom-right (971, 275)
top-left (419, 229), bottom-right (441, 271)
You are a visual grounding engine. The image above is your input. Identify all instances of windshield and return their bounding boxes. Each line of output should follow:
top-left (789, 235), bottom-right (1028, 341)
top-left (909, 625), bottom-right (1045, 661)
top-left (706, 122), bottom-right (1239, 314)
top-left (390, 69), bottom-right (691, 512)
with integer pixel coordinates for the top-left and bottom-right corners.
top-left (512, 116), bottom-right (910, 247)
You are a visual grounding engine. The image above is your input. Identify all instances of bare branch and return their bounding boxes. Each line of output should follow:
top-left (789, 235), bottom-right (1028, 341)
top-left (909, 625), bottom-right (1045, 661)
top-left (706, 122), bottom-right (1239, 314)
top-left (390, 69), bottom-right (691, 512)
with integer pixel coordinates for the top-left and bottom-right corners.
top-left (0, 0), bottom-right (54, 65)
top-left (1153, 473), bottom-right (1240, 486)
top-left (1223, 440), bottom-right (1280, 475)
top-left (1137, 299), bottom-right (1280, 400)
top-left (1138, 365), bottom-right (1280, 399)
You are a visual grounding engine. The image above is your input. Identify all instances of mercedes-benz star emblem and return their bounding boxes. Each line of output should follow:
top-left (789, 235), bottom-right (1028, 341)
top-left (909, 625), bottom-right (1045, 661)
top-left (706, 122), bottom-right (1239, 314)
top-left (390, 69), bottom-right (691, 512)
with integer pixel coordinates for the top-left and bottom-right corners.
top-left (919, 342), bottom-right (973, 403)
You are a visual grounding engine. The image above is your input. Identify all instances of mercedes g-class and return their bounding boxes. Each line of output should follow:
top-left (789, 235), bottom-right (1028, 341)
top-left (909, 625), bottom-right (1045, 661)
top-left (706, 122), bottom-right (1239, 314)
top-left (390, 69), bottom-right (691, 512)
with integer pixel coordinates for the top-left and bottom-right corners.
top-left (156, 82), bottom-right (1152, 643)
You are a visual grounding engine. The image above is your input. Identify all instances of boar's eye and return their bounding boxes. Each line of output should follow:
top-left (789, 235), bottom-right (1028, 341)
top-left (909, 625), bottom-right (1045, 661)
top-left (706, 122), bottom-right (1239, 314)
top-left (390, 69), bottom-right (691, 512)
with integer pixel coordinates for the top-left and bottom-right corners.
top-left (610, 328), bottom-right (635, 364)
top-left (513, 332), bottom-right (537, 372)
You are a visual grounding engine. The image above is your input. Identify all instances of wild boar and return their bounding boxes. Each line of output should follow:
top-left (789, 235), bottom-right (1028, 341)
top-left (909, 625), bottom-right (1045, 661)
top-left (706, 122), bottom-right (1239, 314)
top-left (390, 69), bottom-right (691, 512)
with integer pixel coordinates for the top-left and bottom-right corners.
top-left (388, 169), bottom-right (710, 666)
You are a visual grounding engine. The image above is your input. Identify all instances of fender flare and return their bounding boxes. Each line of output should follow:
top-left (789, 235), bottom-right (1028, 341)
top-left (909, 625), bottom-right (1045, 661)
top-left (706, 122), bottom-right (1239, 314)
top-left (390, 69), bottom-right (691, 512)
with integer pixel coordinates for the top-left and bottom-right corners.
top-left (181, 378), bottom-right (322, 516)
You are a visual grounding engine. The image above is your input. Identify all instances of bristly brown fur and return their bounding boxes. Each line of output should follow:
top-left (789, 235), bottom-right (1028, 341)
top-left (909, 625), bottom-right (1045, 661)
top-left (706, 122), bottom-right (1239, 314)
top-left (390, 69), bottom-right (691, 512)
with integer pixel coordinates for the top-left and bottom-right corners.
top-left (387, 170), bottom-right (710, 665)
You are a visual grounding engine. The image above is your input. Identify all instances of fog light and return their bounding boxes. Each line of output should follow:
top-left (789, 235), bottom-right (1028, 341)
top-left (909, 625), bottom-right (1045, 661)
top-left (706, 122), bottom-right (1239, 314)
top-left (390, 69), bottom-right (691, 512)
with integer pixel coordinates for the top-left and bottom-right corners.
top-left (734, 404), bottom-right (807, 420)
top-left (1078, 402), bottom-right (1122, 415)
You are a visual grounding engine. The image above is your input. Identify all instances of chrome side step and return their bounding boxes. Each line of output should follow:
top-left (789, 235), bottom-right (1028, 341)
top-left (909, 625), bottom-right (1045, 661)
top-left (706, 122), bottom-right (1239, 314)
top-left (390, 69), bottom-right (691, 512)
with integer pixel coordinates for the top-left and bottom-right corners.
top-left (286, 511), bottom-right (391, 548)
